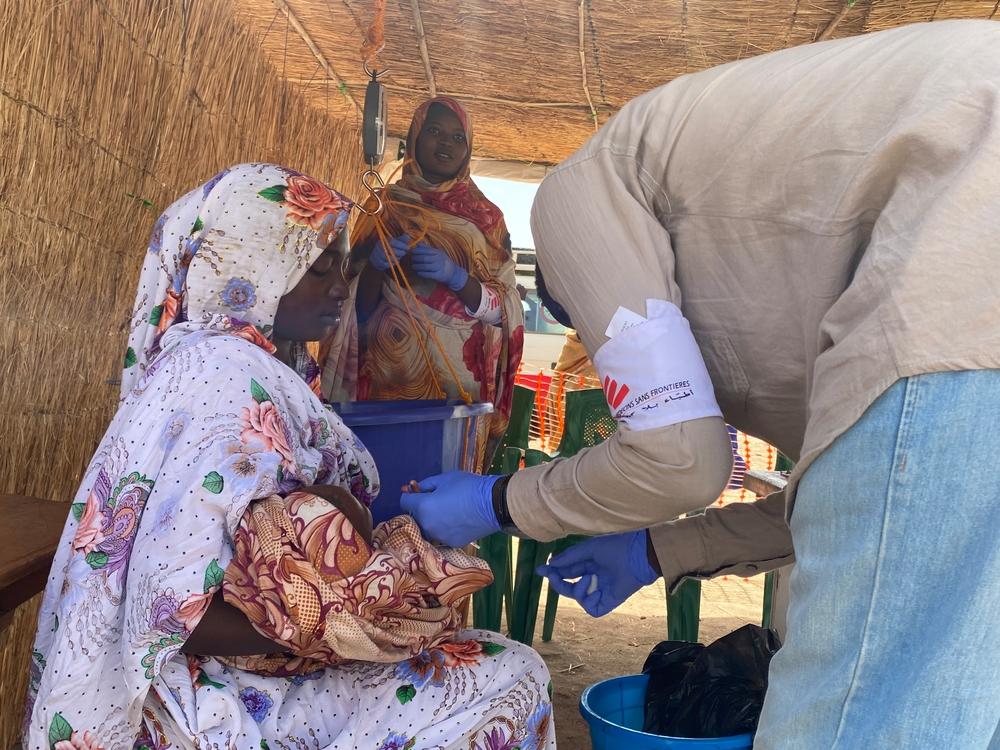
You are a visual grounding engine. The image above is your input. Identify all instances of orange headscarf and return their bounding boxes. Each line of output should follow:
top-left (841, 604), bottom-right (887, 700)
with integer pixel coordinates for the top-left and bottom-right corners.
top-left (398, 96), bottom-right (507, 251)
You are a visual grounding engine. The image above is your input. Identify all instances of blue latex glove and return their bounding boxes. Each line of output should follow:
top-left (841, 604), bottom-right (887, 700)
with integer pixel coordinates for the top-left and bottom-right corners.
top-left (537, 531), bottom-right (658, 617)
top-left (369, 233), bottom-right (410, 271)
top-left (410, 243), bottom-right (469, 291)
top-left (400, 471), bottom-right (500, 547)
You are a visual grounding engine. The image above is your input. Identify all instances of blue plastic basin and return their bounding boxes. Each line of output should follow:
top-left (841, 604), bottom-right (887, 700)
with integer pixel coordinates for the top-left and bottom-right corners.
top-left (580, 674), bottom-right (754, 750)
top-left (336, 400), bottom-right (494, 524)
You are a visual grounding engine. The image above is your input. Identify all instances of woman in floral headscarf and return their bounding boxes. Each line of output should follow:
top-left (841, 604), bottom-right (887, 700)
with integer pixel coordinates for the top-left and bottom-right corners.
top-left (322, 97), bottom-right (524, 466)
top-left (25, 164), bottom-right (554, 750)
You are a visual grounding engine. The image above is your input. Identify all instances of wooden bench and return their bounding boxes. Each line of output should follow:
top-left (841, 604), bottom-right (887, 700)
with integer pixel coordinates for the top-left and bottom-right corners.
top-left (743, 468), bottom-right (789, 497)
top-left (0, 495), bottom-right (66, 632)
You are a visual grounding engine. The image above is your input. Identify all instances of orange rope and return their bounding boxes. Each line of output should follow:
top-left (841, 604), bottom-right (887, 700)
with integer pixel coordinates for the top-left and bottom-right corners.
top-left (362, 0), bottom-right (386, 69)
top-left (364, 176), bottom-right (475, 404)
top-left (372, 219), bottom-right (448, 399)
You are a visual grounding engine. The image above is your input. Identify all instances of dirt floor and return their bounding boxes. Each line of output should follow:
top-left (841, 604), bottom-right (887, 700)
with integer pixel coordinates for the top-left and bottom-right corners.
top-left (529, 574), bottom-right (766, 747)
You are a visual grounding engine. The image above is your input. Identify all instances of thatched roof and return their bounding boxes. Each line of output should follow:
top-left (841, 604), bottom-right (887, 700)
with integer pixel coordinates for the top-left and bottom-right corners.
top-left (233, 0), bottom-right (999, 167)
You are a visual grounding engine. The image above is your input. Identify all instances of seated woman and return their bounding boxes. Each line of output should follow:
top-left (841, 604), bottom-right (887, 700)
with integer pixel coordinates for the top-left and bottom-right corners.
top-left (323, 97), bottom-right (524, 465)
top-left (26, 164), bottom-right (554, 750)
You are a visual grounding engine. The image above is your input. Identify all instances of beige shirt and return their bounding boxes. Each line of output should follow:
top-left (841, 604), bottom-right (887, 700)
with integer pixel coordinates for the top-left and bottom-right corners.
top-left (507, 20), bottom-right (1000, 586)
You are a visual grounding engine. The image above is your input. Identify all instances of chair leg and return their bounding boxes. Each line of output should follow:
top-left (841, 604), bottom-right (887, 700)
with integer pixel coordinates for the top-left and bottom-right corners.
top-left (510, 539), bottom-right (557, 646)
top-left (523, 542), bottom-right (553, 646)
top-left (502, 537), bottom-right (516, 630)
top-left (538, 535), bottom-right (584, 642)
top-left (541, 584), bottom-right (559, 642)
top-left (762, 570), bottom-right (776, 629)
top-left (473, 533), bottom-right (511, 631)
top-left (478, 447), bottom-right (521, 632)
top-left (666, 579), bottom-right (702, 642)
top-left (509, 539), bottom-right (537, 643)
top-left (762, 454), bottom-right (794, 631)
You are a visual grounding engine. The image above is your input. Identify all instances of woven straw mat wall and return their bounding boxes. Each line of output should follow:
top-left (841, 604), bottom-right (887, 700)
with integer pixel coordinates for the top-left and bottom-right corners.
top-left (0, 0), bottom-right (362, 740)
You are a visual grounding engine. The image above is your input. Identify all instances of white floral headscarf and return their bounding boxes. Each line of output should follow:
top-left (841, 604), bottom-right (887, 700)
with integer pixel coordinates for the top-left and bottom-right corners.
top-left (26, 166), bottom-right (380, 748)
top-left (123, 163), bottom-right (352, 397)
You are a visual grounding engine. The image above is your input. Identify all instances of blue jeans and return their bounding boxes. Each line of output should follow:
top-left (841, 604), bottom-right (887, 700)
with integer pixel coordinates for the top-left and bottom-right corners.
top-left (754, 371), bottom-right (1000, 749)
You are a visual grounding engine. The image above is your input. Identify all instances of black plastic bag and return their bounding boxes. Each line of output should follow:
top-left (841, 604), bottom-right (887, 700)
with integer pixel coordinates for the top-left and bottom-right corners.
top-left (642, 624), bottom-right (781, 738)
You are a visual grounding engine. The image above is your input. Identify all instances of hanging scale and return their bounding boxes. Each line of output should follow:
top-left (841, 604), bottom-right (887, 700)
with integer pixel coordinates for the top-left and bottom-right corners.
top-left (358, 63), bottom-right (388, 215)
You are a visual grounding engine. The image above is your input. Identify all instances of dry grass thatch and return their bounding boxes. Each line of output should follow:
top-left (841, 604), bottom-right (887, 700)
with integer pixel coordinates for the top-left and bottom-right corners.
top-left (2, 0), bottom-right (999, 742)
top-left (0, 0), bottom-right (366, 741)
top-left (233, 0), bottom-right (999, 165)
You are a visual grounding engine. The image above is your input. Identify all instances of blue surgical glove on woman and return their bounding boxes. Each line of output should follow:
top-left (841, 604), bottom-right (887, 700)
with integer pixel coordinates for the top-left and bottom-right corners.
top-left (400, 471), bottom-right (500, 547)
top-left (369, 234), bottom-right (411, 271)
top-left (537, 531), bottom-right (659, 617)
top-left (410, 242), bottom-right (469, 291)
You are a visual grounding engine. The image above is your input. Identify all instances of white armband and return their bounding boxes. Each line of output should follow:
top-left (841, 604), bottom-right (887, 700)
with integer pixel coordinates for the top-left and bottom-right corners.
top-left (593, 299), bottom-right (722, 431)
top-left (466, 282), bottom-right (503, 326)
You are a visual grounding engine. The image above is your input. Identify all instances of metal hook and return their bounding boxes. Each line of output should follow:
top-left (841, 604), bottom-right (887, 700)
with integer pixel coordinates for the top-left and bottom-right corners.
top-left (355, 168), bottom-right (386, 216)
top-left (363, 61), bottom-right (391, 81)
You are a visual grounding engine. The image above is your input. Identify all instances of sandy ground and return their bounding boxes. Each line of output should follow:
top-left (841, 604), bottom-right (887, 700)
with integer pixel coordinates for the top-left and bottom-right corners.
top-left (528, 574), bottom-right (766, 747)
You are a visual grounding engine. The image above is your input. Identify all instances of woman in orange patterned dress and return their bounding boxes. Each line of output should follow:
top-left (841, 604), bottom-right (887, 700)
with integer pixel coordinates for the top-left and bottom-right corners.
top-left (323, 97), bottom-right (524, 466)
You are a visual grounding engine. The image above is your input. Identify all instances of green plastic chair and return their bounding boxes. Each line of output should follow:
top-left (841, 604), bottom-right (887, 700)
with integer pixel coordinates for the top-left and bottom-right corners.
top-left (508, 390), bottom-right (623, 645)
top-left (533, 388), bottom-right (702, 644)
top-left (487, 385), bottom-right (535, 474)
top-left (667, 555), bottom-right (703, 642)
top-left (537, 389), bottom-right (614, 642)
top-left (472, 447), bottom-right (519, 632)
top-left (506, 449), bottom-right (562, 645)
top-left (551, 388), bottom-right (617, 458)
top-left (474, 385), bottom-right (535, 632)
top-left (486, 387), bottom-right (705, 644)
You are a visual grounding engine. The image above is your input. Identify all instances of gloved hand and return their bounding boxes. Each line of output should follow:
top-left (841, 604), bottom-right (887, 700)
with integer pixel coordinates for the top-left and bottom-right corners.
top-left (400, 471), bottom-right (500, 547)
top-left (537, 531), bottom-right (659, 617)
top-left (410, 243), bottom-right (469, 292)
top-left (369, 233), bottom-right (411, 272)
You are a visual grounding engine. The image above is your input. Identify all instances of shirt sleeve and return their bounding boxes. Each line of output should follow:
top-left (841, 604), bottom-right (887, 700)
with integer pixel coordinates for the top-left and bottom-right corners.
top-left (506, 144), bottom-right (734, 540)
top-left (649, 490), bottom-right (795, 592)
top-left (508, 416), bottom-right (733, 540)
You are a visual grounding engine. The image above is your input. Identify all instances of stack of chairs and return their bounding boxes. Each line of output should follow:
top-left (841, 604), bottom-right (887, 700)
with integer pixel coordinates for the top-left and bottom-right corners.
top-left (475, 368), bottom-right (780, 645)
top-left (474, 378), bottom-right (705, 645)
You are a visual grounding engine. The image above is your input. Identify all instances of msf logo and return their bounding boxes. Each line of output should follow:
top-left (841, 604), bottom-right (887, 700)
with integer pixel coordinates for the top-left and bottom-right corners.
top-left (603, 376), bottom-right (631, 411)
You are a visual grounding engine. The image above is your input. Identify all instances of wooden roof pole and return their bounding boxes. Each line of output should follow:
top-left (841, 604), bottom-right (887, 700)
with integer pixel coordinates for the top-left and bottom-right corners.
top-left (285, 78), bottom-right (616, 110)
top-left (816, 0), bottom-right (854, 42)
top-left (271, 0), bottom-right (362, 114)
top-left (409, 0), bottom-right (438, 97)
top-left (578, 0), bottom-right (599, 132)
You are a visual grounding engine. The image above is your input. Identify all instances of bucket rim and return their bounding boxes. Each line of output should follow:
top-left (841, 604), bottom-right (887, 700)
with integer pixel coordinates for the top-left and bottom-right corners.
top-left (579, 674), bottom-right (755, 745)
top-left (333, 400), bottom-right (494, 426)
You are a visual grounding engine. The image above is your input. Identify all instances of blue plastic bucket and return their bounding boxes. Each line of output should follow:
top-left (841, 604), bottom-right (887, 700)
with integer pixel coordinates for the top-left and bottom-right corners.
top-left (580, 674), bottom-right (754, 750)
top-left (337, 400), bottom-right (493, 524)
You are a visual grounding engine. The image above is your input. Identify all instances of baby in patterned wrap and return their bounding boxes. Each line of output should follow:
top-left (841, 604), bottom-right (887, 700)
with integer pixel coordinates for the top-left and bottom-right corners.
top-left (221, 485), bottom-right (493, 677)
